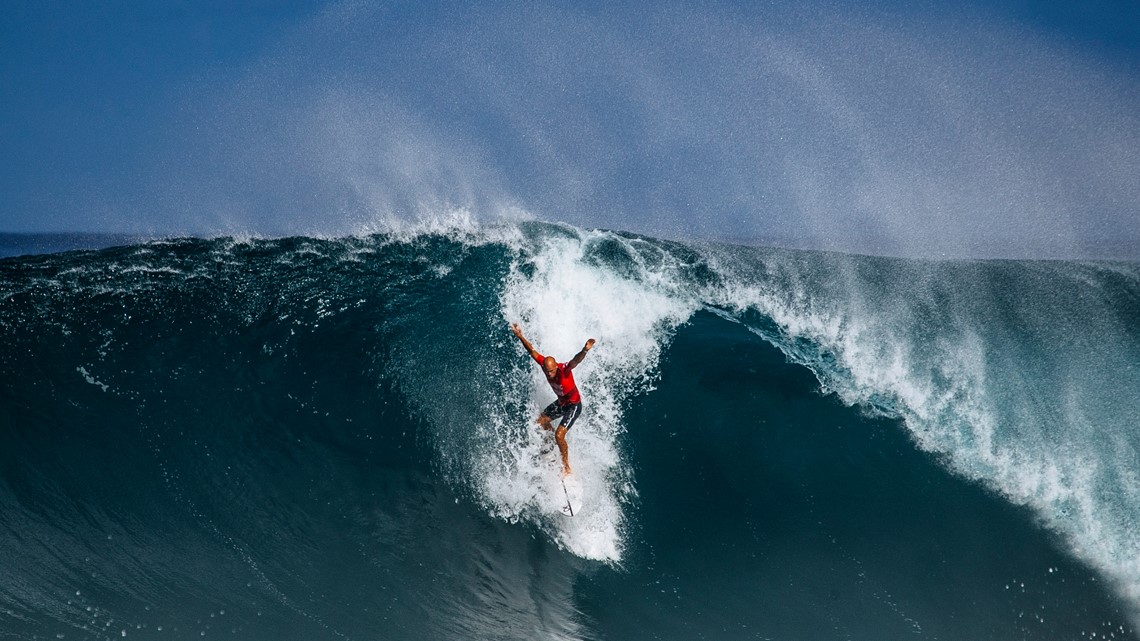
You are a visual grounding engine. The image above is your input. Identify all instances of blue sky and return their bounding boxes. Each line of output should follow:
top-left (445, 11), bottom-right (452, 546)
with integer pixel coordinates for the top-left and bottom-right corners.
top-left (2, 0), bottom-right (1138, 258)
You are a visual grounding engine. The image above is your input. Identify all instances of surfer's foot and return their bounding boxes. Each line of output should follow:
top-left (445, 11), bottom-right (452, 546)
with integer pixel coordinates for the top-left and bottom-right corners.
top-left (562, 466), bottom-right (572, 478)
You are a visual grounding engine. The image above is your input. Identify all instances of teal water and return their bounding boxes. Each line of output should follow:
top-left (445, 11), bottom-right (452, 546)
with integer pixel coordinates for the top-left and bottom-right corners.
top-left (1, 224), bottom-right (1137, 639)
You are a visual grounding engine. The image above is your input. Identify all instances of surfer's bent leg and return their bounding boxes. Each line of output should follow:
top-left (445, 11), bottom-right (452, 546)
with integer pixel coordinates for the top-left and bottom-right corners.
top-left (537, 413), bottom-right (553, 431)
top-left (555, 426), bottom-right (572, 477)
top-left (537, 400), bottom-right (561, 431)
top-left (554, 403), bottom-right (581, 477)
top-left (537, 401), bottom-right (576, 476)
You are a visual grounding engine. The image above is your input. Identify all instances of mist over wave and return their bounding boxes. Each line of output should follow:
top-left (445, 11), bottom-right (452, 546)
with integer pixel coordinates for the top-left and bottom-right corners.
top-left (9, 2), bottom-right (1137, 259)
top-left (2, 221), bottom-right (1138, 639)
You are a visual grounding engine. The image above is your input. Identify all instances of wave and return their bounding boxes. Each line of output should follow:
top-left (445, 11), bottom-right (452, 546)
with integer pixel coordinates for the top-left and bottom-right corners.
top-left (1, 221), bottom-right (1137, 639)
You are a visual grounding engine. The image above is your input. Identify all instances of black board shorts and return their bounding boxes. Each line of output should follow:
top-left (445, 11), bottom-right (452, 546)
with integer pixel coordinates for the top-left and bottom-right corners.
top-left (542, 401), bottom-right (582, 430)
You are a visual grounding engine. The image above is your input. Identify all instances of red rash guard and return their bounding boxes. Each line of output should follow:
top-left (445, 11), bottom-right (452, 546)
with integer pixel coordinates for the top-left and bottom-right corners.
top-left (534, 353), bottom-right (581, 405)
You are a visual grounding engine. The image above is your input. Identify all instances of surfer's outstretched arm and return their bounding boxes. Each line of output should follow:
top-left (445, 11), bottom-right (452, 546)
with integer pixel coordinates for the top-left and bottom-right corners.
top-left (566, 338), bottom-right (596, 370)
top-left (511, 323), bottom-right (542, 362)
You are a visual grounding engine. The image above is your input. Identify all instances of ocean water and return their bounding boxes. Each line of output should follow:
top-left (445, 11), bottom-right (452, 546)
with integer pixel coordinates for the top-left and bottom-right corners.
top-left (1, 222), bottom-right (1137, 640)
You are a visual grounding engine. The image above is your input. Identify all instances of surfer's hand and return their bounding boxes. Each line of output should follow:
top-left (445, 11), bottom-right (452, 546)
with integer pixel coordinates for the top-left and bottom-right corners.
top-left (511, 323), bottom-right (523, 338)
top-left (585, 338), bottom-right (595, 350)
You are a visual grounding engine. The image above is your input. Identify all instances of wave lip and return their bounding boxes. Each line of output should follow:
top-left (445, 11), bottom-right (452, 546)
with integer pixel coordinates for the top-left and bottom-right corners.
top-left (700, 249), bottom-right (1140, 619)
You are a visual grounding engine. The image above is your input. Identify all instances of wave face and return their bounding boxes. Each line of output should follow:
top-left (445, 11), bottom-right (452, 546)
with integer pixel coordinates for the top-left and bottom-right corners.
top-left (1, 222), bottom-right (1138, 640)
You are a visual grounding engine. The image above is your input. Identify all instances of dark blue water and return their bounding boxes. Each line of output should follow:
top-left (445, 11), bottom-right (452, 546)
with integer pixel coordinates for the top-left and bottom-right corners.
top-left (0, 233), bottom-right (146, 259)
top-left (1, 224), bottom-right (1137, 640)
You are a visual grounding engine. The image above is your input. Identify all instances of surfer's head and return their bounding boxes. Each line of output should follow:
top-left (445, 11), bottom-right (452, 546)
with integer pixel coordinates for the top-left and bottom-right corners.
top-left (543, 356), bottom-right (558, 377)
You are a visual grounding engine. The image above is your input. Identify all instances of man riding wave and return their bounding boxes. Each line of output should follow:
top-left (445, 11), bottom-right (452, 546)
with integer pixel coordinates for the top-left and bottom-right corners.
top-left (511, 323), bottom-right (595, 477)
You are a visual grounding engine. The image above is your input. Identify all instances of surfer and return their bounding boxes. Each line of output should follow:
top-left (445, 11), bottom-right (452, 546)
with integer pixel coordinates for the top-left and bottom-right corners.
top-left (510, 323), bottom-right (595, 477)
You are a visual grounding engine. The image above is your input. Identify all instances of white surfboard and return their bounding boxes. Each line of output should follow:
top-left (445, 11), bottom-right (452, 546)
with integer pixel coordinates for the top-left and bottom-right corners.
top-left (560, 474), bottom-right (584, 517)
